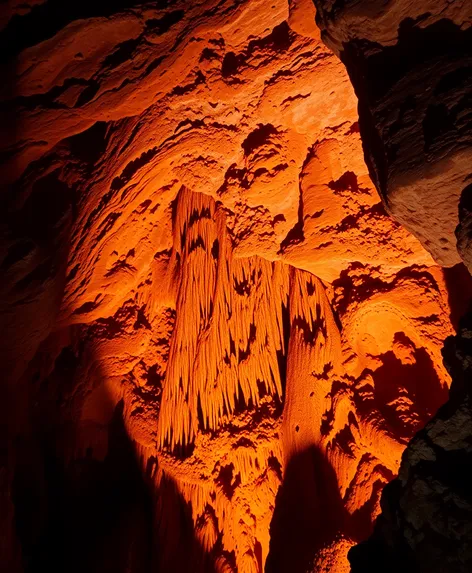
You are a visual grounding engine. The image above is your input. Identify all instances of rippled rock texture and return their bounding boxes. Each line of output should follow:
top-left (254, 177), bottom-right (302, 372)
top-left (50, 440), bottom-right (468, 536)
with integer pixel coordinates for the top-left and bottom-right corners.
top-left (1, 1), bottom-right (470, 572)
top-left (348, 310), bottom-right (472, 573)
top-left (311, 0), bottom-right (472, 571)
top-left (314, 0), bottom-right (472, 269)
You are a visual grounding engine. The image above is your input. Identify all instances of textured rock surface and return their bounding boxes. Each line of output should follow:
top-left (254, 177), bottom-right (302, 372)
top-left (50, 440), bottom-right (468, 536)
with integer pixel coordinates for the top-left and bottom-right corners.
top-left (310, 1), bottom-right (472, 571)
top-left (313, 0), bottom-right (472, 268)
top-left (457, 183), bottom-right (472, 273)
top-left (348, 311), bottom-right (472, 573)
top-left (1, 1), bottom-right (470, 572)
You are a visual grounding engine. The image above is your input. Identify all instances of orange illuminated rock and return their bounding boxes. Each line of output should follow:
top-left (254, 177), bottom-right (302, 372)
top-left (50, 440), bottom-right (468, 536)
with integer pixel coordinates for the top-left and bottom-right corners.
top-left (313, 0), bottom-right (472, 269)
top-left (1, 2), bottom-right (469, 572)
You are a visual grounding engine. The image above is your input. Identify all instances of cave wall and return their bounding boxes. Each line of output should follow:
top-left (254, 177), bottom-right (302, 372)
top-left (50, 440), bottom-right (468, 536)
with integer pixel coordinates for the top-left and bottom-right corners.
top-left (313, 0), bottom-right (472, 270)
top-left (347, 312), bottom-right (472, 573)
top-left (311, 0), bottom-right (472, 570)
top-left (1, 1), bottom-right (470, 572)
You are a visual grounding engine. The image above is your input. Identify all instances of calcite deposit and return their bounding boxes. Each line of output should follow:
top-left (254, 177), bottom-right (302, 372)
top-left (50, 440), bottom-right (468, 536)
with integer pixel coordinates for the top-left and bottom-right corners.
top-left (1, 1), bottom-right (470, 572)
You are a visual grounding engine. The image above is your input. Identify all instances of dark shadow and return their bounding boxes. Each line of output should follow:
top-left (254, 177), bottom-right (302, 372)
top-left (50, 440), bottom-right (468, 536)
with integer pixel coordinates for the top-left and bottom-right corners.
top-left (153, 468), bottom-right (220, 573)
top-left (11, 350), bottom-right (218, 573)
top-left (371, 342), bottom-right (449, 439)
top-left (1, 145), bottom-right (75, 572)
top-left (1, 0), bottom-right (149, 63)
top-left (443, 263), bottom-right (472, 330)
top-left (13, 395), bottom-right (154, 573)
top-left (265, 445), bottom-right (351, 573)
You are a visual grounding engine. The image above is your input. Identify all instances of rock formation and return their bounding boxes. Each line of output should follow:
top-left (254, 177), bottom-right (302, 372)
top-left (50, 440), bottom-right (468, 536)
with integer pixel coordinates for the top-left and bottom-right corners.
top-left (313, 0), bottom-right (471, 270)
top-left (1, 1), bottom-right (470, 572)
top-left (312, 0), bottom-right (472, 570)
top-left (348, 310), bottom-right (472, 573)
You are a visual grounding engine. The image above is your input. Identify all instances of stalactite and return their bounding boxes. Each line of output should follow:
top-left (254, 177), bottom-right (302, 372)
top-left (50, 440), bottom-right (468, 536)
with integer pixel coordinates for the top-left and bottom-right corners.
top-left (3, 1), bottom-right (469, 571)
top-left (158, 189), bottom-right (290, 451)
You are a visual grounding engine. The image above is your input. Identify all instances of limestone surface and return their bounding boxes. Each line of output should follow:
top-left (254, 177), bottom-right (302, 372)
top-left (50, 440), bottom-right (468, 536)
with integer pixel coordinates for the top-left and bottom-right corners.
top-left (1, 1), bottom-right (469, 572)
top-left (314, 0), bottom-right (472, 268)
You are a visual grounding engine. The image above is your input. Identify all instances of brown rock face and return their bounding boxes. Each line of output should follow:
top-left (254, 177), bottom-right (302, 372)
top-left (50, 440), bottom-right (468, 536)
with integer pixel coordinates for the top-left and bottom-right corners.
top-left (1, 1), bottom-right (470, 572)
top-left (313, 0), bottom-right (472, 269)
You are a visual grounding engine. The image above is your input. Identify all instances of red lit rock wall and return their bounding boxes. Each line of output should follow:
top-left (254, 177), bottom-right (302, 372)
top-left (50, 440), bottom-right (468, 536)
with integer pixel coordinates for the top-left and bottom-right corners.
top-left (1, 1), bottom-right (469, 572)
